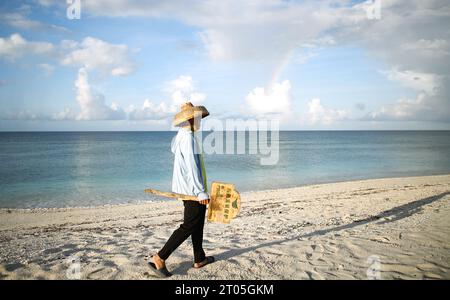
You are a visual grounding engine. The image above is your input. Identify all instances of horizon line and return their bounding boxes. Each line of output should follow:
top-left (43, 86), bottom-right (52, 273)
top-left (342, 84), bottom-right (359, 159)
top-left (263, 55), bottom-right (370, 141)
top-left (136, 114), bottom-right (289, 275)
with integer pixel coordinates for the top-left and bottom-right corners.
top-left (1, 129), bottom-right (450, 133)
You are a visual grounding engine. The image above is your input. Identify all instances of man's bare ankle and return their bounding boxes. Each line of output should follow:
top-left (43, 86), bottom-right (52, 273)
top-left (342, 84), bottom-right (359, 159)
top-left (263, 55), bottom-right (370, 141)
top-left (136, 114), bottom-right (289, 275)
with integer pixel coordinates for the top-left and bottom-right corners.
top-left (152, 254), bottom-right (165, 268)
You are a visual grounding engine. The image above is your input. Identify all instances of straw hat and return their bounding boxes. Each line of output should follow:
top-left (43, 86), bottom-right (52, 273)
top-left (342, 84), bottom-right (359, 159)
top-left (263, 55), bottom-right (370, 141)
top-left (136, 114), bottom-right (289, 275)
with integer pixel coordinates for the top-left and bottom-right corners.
top-left (173, 102), bottom-right (209, 126)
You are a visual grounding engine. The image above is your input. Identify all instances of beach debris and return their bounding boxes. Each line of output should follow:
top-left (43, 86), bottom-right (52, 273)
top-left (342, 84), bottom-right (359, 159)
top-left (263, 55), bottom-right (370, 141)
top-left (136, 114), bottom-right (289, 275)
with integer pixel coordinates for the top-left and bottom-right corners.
top-left (144, 181), bottom-right (241, 224)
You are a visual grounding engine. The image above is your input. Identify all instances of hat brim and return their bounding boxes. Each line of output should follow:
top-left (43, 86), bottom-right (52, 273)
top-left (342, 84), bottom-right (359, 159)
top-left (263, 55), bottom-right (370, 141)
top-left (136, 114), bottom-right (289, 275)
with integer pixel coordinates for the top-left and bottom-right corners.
top-left (173, 106), bottom-right (209, 127)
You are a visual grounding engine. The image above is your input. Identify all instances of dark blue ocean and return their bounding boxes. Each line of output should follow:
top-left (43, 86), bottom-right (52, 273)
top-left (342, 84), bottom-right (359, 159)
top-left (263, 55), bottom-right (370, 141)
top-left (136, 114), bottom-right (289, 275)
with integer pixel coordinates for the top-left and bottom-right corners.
top-left (1, 131), bottom-right (449, 208)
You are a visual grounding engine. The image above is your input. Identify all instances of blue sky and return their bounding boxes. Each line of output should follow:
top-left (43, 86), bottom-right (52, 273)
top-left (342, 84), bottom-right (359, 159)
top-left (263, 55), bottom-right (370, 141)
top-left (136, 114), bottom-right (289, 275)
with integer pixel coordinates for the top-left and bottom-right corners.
top-left (0, 0), bottom-right (449, 130)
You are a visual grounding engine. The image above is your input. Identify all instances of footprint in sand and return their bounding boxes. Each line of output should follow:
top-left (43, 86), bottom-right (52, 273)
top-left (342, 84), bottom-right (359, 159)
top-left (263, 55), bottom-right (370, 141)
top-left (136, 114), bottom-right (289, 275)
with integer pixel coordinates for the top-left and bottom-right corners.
top-left (3, 262), bottom-right (24, 272)
top-left (381, 263), bottom-right (421, 278)
top-left (305, 244), bottom-right (324, 262)
top-left (42, 247), bottom-right (62, 255)
top-left (416, 262), bottom-right (438, 271)
top-left (305, 270), bottom-right (324, 280)
top-left (423, 272), bottom-right (444, 279)
top-left (86, 267), bottom-right (118, 279)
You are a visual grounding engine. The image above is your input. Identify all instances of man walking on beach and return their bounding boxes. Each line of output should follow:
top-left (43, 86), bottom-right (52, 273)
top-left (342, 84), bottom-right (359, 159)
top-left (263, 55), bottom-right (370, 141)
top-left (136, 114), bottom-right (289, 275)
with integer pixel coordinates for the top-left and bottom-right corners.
top-left (149, 102), bottom-right (214, 278)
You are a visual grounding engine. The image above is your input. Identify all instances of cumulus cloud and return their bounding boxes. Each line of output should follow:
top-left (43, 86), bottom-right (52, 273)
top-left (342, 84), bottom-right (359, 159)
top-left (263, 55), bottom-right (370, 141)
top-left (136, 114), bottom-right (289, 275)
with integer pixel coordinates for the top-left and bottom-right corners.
top-left (382, 68), bottom-right (441, 95)
top-left (1, 35), bottom-right (139, 121)
top-left (362, 84), bottom-right (450, 122)
top-left (34, 0), bottom-right (450, 68)
top-left (307, 98), bottom-right (348, 125)
top-left (55, 68), bottom-right (126, 121)
top-left (365, 68), bottom-right (448, 122)
top-left (196, 3), bottom-right (341, 61)
top-left (26, 0), bottom-right (450, 125)
top-left (74, 68), bottom-right (126, 120)
top-left (129, 75), bottom-right (206, 120)
top-left (60, 37), bottom-right (136, 76)
top-left (364, 94), bottom-right (427, 121)
top-left (2, 72), bottom-right (206, 125)
top-left (127, 100), bottom-right (172, 121)
top-left (0, 33), bottom-right (138, 121)
top-left (353, 2), bottom-right (450, 76)
top-left (245, 80), bottom-right (292, 116)
top-left (43, 0), bottom-right (342, 62)
top-left (0, 33), bottom-right (54, 61)
top-left (342, 1), bottom-right (450, 122)
top-left (0, 34), bottom-right (135, 77)
top-left (165, 75), bottom-right (206, 106)
top-left (361, 92), bottom-right (450, 122)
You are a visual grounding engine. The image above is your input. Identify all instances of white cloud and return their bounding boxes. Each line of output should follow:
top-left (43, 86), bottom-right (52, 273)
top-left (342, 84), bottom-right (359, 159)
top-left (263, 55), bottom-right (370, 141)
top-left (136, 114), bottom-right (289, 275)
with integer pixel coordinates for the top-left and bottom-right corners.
top-left (341, 1), bottom-right (450, 123)
top-left (245, 80), bottom-right (291, 116)
top-left (25, 0), bottom-right (450, 125)
top-left (0, 35), bottom-right (135, 77)
top-left (129, 75), bottom-right (206, 120)
top-left (402, 39), bottom-right (450, 56)
top-left (165, 75), bottom-right (206, 106)
top-left (0, 33), bottom-right (54, 61)
top-left (307, 98), bottom-right (348, 125)
top-left (127, 100), bottom-right (172, 120)
top-left (363, 84), bottom-right (450, 122)
top-left (366, 66), bottom-right (447, 122)
top-left (0, 4), bottom-right (69, 32)
top-left (75, 68), bottom-right (126, 120)
top-left (1, 12), bottom-right (43, 30)
top-left (69, 1), bottom-right (350, 64)
top-left (194, 2), bottom-right (340, 61)
top-left (55, 68), bottom-right (126, 121)
top-left (0, 33), bottom-right (138, 121)
top-left (35, 0), bottom-right (342, 61)
top-left (364, 93), bottom-right (433, 121)
top-left (382, 68), bottom-right (441, 95)
top-left (34, 0), bottom-right (450, 69)
top-left (52, 108), bottom-right (75, 121)
top-left (60, 37), bottom-right (136, 76)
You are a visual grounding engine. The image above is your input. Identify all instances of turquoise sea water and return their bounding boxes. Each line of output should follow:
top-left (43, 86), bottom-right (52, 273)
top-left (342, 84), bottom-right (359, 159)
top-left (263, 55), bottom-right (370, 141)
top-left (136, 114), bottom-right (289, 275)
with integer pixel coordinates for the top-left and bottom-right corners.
top-left (0, 131), bottom-right (449, 208)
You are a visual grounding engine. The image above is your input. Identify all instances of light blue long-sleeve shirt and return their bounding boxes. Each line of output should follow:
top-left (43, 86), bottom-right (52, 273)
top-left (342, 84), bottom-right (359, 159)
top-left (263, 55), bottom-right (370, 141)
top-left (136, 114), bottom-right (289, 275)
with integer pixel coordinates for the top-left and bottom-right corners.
top-left (171, 127), bottom-right (209, 201)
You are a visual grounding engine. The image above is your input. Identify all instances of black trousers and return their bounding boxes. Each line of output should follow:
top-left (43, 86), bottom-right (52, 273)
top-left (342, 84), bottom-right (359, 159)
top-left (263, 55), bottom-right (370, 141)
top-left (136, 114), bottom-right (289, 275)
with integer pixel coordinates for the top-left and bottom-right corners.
top-left (158, 200), bottom-right (207, 263)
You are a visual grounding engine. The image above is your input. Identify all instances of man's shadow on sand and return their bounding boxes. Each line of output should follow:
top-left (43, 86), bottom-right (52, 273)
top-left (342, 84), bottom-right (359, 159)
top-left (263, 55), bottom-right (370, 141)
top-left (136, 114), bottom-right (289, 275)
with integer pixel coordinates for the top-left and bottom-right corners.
top-left (171, 191), bottom-right (449, 275)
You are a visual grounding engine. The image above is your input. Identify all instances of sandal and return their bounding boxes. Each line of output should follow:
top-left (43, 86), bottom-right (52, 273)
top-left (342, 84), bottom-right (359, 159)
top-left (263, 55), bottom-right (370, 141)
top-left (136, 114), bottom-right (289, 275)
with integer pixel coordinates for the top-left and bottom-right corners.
top-left (193, 256), bottom-right (215, 269)
top-left (148, 256), bottom-right (172, 278)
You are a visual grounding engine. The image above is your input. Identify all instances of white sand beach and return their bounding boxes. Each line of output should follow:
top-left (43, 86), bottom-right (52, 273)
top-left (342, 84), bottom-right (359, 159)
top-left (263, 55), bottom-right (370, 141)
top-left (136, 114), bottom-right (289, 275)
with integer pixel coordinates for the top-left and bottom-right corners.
top-left (0, 174), bottom-right (449, 280)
